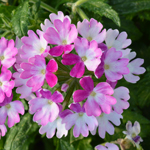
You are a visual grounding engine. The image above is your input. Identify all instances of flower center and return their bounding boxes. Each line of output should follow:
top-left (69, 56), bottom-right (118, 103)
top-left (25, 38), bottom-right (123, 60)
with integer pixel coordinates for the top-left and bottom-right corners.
top-left (48, 100), bottom-right (53, 105)
top-left (87, 36), bottom-right (93, 41)
top-left (81, 56), bottom-right (87, 62)
top-left (40, 47), bottom-right (45, 53)
top-left (79, 113), bottom-right (84, 117)
top-left (62, 40), bottom-right (67, 45)
top-left (104, 64), bottom-right (110, 70)
top-left (0, 81), bottom-right (2, 86)
top-left (131, 133), bottom-right (137, 138)
top-left (90, 91), bottom-right (96, 97)
top-left (5, 104), bottom-right (11, 109)
top-left (41, 69), bottom-right (45, 75)
top-left (0, 55), bottom-right (5, 61)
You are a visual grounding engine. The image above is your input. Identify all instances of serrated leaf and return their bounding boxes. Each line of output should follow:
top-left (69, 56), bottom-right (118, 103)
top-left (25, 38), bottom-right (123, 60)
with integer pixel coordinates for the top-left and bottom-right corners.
top-left (111, 0), bottom-right (150, 14)
top-left (11, 1), bottom-right (29, 38)
top-left (81, 0), bottom-right (120, 26)
top-left (4, 113), bottom-right (38, 150)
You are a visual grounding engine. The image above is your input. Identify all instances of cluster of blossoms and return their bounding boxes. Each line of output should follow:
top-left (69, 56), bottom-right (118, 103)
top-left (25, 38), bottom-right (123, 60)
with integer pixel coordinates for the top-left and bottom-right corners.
top-left (0, 11), bottom-right (145, 148)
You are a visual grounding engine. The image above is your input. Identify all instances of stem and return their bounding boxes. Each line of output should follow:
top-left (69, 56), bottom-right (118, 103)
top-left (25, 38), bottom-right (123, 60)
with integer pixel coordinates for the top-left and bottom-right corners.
top-left (76, 7), bottom-right (89, 20)
top-left (29, 0), bottom-right (57, 13)
top-left (74, 0), bottom-right (89, 7)
top-left (62, 78), bottom-right (76, 110)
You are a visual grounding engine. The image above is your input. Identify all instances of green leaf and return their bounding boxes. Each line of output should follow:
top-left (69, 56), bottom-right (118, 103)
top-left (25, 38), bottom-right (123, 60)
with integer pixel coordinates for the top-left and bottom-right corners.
top-left (4, 113), bottom-right (39, 150)
top-left (111, 0), bottom-right (150, 14)
top-left (81, 0), bottom-right (120, 26)
top-left (74, 138), bottom-right (93, 150)
top-left (60, 139), bottom-right (75, 150)
top-left (11, 1), bottom-right (30, 38)
top-left (122, 110), bottom-right (150, 124)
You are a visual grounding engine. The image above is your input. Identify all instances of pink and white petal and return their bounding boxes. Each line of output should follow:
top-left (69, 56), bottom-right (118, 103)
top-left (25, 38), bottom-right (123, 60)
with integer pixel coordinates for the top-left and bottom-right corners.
top-left (94, 82), bottom-right (114, 95)
top-left (46, 72), bottom-right (58, 88)
top-left (0, 89), bottom-right (5, 103)
top-left (95, 145), bottom-right (107, 150)
top-left (51, 91), bottom-right (64, 103)
top-left (0, 107), bottom-right (7, 124)
top-left (68, 25), bottom-right (78, 44)
top-left (105, 143), bottom-right (119, 150)
top-left (62, 114), bottom-right (78, 130)
top-left (105, 70), bottom-right (122, 82)
top-left (10, 101), bottom-right (24, 115)
top-left (70, 62), bottom-right (85, 78)
top-left (124, 72), bottom-right (140, 83)
top-left (62, 53), bottom-right (80, 65)
top-left (94, 29), bottom-right (106, 43)
top-left (0, 125), bottom-right (7, 136)
top-left (81, 123), bottom-right (89, 137)
top-left (29, 98), bottom-right (47, 114)
top-left (105, 29), bottom-right (119, 48)
top-left (7, 111), bottom-right (20, 127)
top-left (85, 97), bottom-right (101, 116)
top-left (20, 71), bottom-right (33, 79)
top-left (122, 39), bottom-right (132, 48)
top-left (77, 19), bottom-right (89, 38)
top-left (73, 90), bottom-right (90, 103)
top-left (79, 76), bottom-right (94, 91)
top-left (85, 59), bottom-right (101, 71)
top-left (44, 27), bottom-right (61, 45)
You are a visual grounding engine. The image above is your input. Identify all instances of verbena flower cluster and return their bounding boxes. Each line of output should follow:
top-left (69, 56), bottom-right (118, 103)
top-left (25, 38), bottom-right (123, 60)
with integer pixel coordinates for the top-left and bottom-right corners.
top-left (0, 11), bottom-right (145, 146)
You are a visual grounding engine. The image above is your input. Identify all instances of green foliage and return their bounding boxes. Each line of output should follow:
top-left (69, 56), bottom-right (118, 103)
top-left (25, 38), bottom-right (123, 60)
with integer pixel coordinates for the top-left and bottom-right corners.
top-left (81, 0), bottom-right (120, 26)
top-left (11, 0), bottom-right (30, 38)
top-left (4, 113), bottom-right (39, 150)
top-left (110, 0), bottom-right (150, 14)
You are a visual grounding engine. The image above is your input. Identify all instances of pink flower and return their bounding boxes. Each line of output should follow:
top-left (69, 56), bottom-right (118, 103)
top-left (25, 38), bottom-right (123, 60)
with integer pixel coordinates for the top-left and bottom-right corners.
top-left (0, 94), bottom-right (24, 128)
top-left (0, 124), bottom-right (7, 139)
top-left (123, 51), bottom-right (146, 83)
top-left (13, 71), bottom-right (32, 98)
top-left (44, 18), bottom-right (78, 56)
top-left (0, 37), bottom-right (18, 68)
top-left (95, 48), bottom-right (129, 82)
top-left (20, 55), bottom-right (58, 92)
top-left (0, 66), bottom-right (14, 103)
top-left (29, 89), bottom-right (64, 126)
top-left (62, 103), bottom-right (98, 138)
top-left (77, 18), bottom-right (106, 43)
top-left (41, 11), bottom-right (71, 32)
top-left (91, 111), bottom-right (123, 138)
top-left (21, 30), bottom-right (50, 60)
top-left (73, 76), bottom-right (116, 116)
top-left (112, 86), bottom-right (130, 114)
top-left (39, 105), bottom-right (68, 139)
top-left (95, 143), bottom-right (119, 150)
top-left (105, 29), bottom-right (131, 57)
top-left (62, 38), bottom-right (102, 78)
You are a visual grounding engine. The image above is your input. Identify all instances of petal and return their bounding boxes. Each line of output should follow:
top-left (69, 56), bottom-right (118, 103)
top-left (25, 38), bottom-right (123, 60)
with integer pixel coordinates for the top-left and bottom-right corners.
top-left (46, 72), bottom-right (58, 88)
top-left (73, 90), bottom-right (89, 103)
top-left (49, 45), bottom-right (64, 57)
top-left (62, 53), bottom-right (80, 65)
top-left (46, 59), bottom-right (58, 73)
top-left (70, 62), bottom-right (85, 78)
top-left (79, 76), bottom-right (94, 91)
top-left (51, 91), bottom-right (64, 103)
